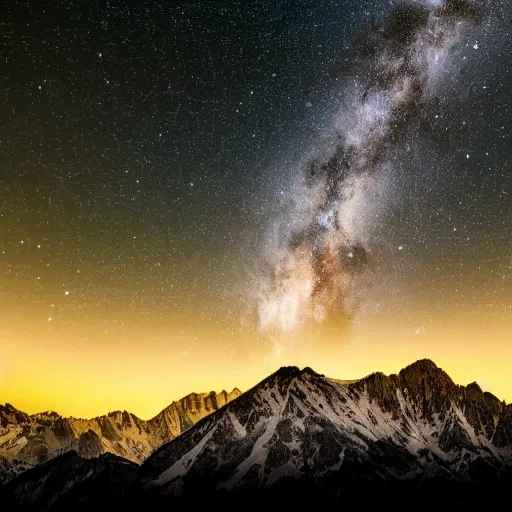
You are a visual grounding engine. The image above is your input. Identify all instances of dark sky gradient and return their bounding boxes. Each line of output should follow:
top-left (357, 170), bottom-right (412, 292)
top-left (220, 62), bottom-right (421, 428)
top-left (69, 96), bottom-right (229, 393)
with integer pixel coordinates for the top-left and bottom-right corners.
top-left (0, 0), bottom-right (510, 418)
top-left (2, 0), bottom-right (364, 307)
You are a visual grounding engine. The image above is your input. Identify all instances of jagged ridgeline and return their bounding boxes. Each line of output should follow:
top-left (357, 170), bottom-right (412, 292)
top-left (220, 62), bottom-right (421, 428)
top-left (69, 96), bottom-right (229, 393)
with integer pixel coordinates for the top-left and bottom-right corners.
top-left (0, 388), bottom-right (241, 484)
top-left (2, 360), bottom-right (512, 511)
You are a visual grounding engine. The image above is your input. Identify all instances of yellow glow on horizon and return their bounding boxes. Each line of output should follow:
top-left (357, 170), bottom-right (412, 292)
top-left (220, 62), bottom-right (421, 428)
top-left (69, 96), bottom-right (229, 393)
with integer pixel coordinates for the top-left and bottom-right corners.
top-left (2, 307), bottom-right (511, 420)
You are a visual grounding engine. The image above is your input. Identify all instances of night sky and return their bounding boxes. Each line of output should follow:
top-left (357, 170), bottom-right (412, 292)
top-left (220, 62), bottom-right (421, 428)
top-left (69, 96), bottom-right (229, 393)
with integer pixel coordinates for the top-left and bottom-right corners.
top-left (1, 0), bottom-right (511, 419)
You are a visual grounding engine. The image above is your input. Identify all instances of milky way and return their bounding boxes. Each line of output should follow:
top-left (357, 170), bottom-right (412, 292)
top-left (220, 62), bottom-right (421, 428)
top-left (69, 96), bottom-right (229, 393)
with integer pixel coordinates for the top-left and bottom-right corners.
top-left (257, 0), bottom-right (483, 332)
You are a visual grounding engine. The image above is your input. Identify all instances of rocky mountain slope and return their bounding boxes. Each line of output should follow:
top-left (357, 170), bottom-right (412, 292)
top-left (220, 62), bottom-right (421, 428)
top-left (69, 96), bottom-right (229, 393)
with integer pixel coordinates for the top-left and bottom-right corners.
top-left (0, 388), bottom-right (241, 483)
top-left (140, 359), bottom-right (512, 496)
top-left (2, 359), bottom-right (512, 511)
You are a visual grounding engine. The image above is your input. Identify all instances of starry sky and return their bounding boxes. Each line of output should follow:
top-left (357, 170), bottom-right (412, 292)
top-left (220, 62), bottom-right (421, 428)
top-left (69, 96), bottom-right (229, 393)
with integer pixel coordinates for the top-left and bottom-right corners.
top-left (1, 0), bottom-right (511, 419)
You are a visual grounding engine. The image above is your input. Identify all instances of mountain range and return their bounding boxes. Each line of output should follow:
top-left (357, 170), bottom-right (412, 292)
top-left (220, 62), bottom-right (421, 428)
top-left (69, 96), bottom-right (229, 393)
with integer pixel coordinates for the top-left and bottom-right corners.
top-left (2, 359), bottom-right (512, 511)
top-left (0, 388), bottom-right (241, 484)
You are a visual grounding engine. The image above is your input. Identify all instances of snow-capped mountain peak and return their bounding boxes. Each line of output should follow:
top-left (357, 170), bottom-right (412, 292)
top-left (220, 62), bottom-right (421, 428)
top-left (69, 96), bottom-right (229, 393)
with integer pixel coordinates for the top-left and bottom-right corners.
top-left (140, 360), bottom-right (511, 495)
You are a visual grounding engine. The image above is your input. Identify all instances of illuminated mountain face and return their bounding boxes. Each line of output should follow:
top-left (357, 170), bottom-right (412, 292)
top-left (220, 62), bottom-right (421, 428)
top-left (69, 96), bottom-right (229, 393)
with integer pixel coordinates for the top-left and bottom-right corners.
top-left (0, 388), bottom-right (241, 480)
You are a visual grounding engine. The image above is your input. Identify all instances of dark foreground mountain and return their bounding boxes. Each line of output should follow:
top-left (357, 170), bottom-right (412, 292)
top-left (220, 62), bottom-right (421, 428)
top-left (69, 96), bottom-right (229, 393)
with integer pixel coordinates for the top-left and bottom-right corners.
top-left (2, 359), bottom-right (512, 511)
top-left (0, 451), bottom-right (138, 512)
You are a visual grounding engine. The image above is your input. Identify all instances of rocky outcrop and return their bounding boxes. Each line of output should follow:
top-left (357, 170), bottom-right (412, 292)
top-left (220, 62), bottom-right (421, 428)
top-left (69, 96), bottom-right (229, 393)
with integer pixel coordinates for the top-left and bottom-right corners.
top-left (77, 430), bottom-right (103, 459)
top-left (493, 403), bottom-right (512, 447)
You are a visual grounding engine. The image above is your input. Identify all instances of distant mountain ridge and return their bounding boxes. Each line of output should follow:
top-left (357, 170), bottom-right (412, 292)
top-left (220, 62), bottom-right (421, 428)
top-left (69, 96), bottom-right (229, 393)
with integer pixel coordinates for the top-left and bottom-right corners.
top-left (2, 359), bottom-right (512, 511)
top-left (0, 388), bottom-right (241, 482)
